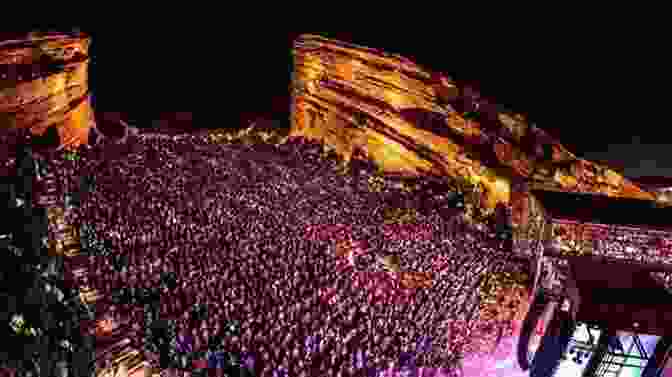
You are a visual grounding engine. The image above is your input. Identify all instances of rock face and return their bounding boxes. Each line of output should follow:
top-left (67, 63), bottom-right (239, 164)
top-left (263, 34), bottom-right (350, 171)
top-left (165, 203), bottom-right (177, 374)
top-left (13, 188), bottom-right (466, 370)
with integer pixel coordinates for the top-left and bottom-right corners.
top-left (289, 34), bottom-right (655, 215)
top-left (0, 32), bottom-right (95, 150)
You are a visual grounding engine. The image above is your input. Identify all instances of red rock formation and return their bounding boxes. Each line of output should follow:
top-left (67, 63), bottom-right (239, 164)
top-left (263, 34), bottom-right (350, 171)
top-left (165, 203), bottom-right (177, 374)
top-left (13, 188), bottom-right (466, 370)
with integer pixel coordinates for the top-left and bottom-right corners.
top-left (289, 34), bottom-right (655, 215)
top-left (0, 32), bottom-right (94, 150)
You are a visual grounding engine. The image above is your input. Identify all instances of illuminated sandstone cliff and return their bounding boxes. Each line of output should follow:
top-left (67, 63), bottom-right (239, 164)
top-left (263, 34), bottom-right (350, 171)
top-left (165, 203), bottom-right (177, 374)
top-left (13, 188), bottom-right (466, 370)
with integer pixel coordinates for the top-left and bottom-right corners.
top-left (0, 32), bottom-right (94, 150)
top-left (289, 34), bottom-right (655, 215)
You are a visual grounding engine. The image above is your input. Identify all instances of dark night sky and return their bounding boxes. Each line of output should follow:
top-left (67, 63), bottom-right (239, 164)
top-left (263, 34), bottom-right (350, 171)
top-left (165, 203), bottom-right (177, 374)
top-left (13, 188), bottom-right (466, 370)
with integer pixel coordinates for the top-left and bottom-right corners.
top-left (84, 29), bottom-right (669, 178)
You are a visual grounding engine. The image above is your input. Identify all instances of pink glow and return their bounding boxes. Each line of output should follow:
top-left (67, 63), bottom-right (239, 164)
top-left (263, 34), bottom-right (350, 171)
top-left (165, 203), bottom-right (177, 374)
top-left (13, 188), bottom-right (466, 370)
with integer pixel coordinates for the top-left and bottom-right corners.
top-left (457, 319), bottom-right (528, 377)
top-left (662, 352), bottom-right (672, 377)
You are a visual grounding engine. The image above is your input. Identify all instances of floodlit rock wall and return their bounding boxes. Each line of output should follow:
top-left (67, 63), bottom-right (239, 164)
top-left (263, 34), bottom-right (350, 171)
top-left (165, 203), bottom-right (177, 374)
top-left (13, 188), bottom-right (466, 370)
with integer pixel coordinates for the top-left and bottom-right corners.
top-left (0, 32), bottom-right (95, 150)
top-left (289, 34), bottom-right (655, 217)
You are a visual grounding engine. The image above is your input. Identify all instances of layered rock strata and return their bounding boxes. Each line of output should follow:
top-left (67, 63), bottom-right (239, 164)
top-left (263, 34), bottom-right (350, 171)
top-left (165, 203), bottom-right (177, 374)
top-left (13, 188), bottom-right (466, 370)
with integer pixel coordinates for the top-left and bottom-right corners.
top-left (289, 34), bottom-right (655, 217)
top-left (0, 32), bottom-right (95, 150)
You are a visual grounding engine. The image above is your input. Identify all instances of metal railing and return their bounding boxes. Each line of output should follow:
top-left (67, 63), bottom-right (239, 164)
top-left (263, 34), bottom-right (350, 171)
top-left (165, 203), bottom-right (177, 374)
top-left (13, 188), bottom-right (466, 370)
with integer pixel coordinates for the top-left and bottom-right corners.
top-left (590, 332), bottom-right (652, 377)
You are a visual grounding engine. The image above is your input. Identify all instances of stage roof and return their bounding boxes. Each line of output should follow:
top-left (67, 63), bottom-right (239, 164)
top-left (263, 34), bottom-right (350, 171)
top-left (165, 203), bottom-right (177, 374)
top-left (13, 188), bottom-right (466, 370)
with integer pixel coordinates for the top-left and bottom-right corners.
top-left (531, 189), bottom-right (672, 230)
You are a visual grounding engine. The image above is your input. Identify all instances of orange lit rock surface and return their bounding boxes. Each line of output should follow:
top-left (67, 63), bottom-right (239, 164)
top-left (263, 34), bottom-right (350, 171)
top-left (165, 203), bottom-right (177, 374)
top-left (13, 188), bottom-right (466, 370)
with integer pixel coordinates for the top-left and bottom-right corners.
top-left (289, 34), bottom-right (655, 214)
top-left (0, 32), bottom-right (94, 150)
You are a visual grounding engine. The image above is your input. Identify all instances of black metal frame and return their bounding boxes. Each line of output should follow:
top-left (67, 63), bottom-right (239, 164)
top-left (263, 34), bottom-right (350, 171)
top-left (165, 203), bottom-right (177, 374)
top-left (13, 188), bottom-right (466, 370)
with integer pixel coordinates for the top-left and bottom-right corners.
top-left (579, 330), bottom-right (655, 377)
top-left (592, 333), bottom-right (651, 377)
top-left (520, 309), bottom-right (663, 377)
